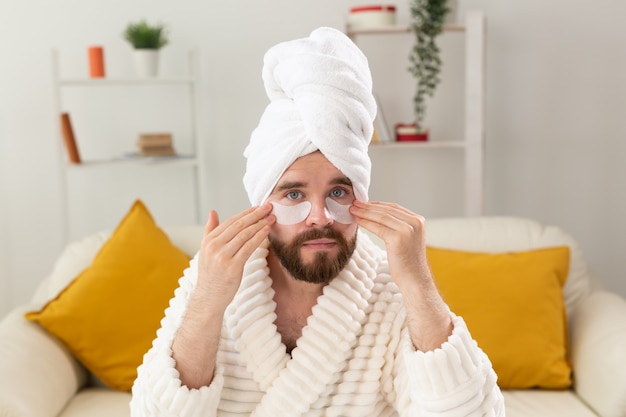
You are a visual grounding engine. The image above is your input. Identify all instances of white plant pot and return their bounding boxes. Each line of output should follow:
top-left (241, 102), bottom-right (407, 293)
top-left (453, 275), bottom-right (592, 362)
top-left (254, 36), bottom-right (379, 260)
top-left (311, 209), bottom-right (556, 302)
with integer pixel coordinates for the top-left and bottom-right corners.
top-left (132, 49), bottom-right (159, 78)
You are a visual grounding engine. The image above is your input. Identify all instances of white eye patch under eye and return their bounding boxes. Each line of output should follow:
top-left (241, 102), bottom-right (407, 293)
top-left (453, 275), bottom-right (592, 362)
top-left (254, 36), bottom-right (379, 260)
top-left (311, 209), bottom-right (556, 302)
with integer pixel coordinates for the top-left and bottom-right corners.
top-left (271, 199), bottom-right (354, 225)
top-left (325, 198), bottom-right (354, 224)
top-left (272, 201), bottom-right (312, 225)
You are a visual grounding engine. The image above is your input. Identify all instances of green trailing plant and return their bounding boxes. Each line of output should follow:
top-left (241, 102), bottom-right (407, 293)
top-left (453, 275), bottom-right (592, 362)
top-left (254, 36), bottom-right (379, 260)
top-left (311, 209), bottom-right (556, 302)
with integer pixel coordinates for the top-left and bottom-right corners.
top-left (123, 20), bottom-right (169, 49)
top-left (408, 0), bottom-right (450, 129)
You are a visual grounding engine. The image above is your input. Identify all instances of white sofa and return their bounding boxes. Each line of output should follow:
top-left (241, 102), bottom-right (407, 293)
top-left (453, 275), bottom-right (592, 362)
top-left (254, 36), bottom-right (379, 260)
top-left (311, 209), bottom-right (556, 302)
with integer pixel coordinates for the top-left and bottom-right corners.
top-left (1, 217), bottom-right (625, 417)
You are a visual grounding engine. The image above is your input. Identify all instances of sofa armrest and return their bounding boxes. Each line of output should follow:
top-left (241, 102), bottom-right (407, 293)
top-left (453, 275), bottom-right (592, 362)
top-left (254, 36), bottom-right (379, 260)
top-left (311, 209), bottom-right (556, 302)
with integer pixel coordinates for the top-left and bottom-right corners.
top-left (570, 290), bottom-right (626, 417)
top-left (0, 305), bottom-right (87, 417)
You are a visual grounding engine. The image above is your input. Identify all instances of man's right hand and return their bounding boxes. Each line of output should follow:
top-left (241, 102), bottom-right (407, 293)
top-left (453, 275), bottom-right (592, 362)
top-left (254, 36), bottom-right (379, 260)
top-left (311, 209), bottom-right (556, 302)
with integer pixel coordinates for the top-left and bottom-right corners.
top-left (172, 203), bottom-right (274, 389)
top-left (195, 203), bottom-right (275, 311)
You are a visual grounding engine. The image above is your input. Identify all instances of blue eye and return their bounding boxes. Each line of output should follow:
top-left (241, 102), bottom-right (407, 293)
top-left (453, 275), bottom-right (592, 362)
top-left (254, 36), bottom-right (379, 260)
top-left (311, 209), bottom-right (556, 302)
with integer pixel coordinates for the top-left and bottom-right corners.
top-left (330, 188), bottom-right (346, 198)
top-left (286, 191), bottom-right (302, 200)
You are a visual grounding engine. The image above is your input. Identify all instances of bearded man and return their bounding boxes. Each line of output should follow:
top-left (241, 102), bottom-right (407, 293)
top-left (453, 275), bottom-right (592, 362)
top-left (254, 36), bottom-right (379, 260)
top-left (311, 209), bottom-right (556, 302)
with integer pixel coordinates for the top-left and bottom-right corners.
top-left (131, 27), bottom-right (504, 417)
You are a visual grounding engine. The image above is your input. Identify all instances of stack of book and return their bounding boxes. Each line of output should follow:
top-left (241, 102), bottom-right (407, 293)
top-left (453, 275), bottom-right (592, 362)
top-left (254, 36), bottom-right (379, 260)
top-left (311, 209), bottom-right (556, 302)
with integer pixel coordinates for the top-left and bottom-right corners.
top-left (136, 133), bottom-right (176, 157)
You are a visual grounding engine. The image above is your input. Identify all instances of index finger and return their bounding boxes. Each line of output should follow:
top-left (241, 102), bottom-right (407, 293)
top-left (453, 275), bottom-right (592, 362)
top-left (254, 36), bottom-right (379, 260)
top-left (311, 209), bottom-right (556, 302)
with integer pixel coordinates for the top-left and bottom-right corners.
top-left (206, 203), bottom-right (273, 241)
top-left (203, 210), bottom-right (220, 235)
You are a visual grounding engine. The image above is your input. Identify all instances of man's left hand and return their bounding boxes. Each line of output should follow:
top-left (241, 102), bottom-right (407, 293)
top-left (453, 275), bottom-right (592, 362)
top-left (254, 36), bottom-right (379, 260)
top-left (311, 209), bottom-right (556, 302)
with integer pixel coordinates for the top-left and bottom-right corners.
top-left (349, 200), bottom-right (453, 351)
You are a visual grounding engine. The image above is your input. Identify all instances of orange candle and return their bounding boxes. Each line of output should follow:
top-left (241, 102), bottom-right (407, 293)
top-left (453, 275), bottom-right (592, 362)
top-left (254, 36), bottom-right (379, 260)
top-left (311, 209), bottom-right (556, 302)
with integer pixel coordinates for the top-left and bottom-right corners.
top-left (88, 46), bottom-right (105, 78)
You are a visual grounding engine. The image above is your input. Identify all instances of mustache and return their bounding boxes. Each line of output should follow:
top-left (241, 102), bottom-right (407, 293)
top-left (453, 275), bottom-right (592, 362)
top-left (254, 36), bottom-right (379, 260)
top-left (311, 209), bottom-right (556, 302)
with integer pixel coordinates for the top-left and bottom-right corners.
top-left (291, 227), bottom-right (346, 247)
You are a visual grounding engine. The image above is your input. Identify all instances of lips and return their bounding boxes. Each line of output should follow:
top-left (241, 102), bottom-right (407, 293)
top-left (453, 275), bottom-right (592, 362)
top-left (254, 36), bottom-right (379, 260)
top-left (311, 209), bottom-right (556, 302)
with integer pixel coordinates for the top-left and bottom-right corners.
top-left (302, 238), bottom-right (336, 248)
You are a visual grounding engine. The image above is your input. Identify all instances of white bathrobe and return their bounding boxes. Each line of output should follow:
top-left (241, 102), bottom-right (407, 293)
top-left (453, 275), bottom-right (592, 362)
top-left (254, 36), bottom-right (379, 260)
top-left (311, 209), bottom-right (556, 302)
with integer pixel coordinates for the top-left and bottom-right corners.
top-left (130, 231), bottom-right (504, 416)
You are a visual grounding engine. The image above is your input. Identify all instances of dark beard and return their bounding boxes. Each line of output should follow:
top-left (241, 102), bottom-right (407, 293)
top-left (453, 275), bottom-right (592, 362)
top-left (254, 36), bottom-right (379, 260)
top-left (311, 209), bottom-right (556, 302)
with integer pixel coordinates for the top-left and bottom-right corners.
top-left (269, 228), bottom-right (357, 284)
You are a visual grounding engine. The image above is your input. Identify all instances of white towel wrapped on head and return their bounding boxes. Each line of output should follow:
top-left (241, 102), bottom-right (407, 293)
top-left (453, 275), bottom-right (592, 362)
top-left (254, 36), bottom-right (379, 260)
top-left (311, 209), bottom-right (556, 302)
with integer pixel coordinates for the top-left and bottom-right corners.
top-left (243, 27), bottom-right (377, 206)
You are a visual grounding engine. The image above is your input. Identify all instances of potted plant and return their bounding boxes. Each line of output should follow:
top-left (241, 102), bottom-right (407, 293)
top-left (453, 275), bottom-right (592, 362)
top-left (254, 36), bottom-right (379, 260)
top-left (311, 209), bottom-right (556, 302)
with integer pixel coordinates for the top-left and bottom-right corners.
top-left (123, 20), bottom-right (169, 78)
top-left (406, 0), bottom-right (450, 140)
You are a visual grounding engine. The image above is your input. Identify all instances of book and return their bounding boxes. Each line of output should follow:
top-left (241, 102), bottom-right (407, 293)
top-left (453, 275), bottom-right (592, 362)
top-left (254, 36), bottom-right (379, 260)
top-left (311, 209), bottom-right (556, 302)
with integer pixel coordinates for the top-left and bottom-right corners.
top-left (136, 132), bottom-right (176, 157)
top-left (373, 93), bottom-right (393, 143)
top-left (371, 125), bottom-right (381, 144)
top-left (139, 146), bottom-right (176, 157)
top-left (137, 133), bottom-right (173, 148)
top-left (60, 113), bottom-right (81, 164)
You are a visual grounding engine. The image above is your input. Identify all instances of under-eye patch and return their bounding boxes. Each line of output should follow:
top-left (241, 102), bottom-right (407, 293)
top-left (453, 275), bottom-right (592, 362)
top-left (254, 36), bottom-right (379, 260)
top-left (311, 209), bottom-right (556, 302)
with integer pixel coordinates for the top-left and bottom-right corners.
top-left (271, 199), bottom-right (353, 225)
top-left (325, 198), bottom-right (353, 224)
top-left (272, 201), bottom-right (311, 225)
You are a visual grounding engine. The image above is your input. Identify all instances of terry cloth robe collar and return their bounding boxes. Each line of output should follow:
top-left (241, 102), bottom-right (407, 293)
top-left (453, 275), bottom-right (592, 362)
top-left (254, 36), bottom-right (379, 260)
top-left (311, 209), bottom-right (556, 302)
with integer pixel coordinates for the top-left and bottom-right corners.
top-left (223, 229), bottom-right (383, 416)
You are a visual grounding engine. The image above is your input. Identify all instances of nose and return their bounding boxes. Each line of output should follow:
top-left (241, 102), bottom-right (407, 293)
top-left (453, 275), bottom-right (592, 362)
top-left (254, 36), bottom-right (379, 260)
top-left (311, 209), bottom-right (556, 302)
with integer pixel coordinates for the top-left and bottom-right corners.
top-left (305, 198), bottom-right (333, 227)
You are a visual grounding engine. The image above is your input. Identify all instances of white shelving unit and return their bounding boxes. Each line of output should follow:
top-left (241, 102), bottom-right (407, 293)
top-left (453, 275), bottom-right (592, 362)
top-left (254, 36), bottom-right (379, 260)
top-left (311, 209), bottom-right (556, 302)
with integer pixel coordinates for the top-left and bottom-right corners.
top-left (52, 49), bottom-right (204, 242)
top-left (348, 11), bottom-right (486, 216)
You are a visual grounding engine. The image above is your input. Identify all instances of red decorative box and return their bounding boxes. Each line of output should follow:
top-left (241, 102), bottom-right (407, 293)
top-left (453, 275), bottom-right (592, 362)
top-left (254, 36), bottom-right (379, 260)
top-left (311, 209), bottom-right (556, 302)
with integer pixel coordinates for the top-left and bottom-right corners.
top-left (395, 123), bottom-right (429, 142)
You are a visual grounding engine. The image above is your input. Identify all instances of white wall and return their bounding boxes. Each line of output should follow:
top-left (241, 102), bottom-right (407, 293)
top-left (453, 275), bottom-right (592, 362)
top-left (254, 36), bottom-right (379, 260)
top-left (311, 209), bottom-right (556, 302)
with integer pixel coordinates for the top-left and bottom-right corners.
top-left (1, 0), bottom-right (625, 316)
top-left (0, 112), bottom-right (9, 313)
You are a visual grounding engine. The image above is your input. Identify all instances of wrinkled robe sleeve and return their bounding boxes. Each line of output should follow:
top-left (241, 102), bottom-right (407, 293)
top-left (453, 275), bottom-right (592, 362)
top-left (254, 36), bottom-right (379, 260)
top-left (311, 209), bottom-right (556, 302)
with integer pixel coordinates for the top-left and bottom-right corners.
top-left (393, 313), bottom-right (506, 416)
top-left (130, 254), bottom-right (225, 417)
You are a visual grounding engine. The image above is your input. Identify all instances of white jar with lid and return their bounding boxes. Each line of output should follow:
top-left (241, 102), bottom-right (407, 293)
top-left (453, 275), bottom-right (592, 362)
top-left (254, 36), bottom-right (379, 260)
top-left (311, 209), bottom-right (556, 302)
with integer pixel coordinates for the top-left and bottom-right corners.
top-left (348, 5), bottom-right (397, 29)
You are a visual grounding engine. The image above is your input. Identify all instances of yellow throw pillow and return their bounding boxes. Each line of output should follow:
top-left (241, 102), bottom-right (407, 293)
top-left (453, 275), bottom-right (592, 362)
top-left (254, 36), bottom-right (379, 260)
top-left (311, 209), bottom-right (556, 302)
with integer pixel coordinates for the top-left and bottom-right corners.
top-left (426, 246), bottom-right (571, 389)
top-left (25, 200), bottom-right (190, 391)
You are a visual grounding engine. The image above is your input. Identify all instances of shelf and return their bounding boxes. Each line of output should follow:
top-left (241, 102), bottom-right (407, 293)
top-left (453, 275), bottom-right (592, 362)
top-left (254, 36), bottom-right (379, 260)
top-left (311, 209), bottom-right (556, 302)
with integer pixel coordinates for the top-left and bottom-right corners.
top-left (347, 23), bottom-right (466, 38)
top-left (350, 11), bottom-right (486, 217)
top-left (53, 49), bottom-right (204, 242)
top-left (64, 155), bottom-right (199, 169)
top-left (59, 77), bottom-right (194, 86)
top-left (370, 141), bottom-right (466, 149)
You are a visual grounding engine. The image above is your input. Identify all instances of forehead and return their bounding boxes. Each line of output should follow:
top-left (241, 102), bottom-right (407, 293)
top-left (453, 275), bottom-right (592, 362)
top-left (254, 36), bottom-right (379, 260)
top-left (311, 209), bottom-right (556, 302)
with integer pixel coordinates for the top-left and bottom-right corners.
top-left (275, 152), bottom-right (351, 188)
top-left (285, 151), bottom-right (335, 173)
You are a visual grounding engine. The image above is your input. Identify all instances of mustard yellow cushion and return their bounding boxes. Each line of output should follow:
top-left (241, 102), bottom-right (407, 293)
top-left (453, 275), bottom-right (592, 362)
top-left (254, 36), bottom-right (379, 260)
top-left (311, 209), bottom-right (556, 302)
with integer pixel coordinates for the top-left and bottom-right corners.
top-left (25, 200), bottom-right (190, 391)
top-left (426, 246), bottom-right (571, 389)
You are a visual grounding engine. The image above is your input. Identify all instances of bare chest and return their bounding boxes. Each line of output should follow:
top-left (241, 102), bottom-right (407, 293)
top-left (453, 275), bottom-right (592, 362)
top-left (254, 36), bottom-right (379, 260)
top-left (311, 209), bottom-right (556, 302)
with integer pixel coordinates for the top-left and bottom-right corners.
top-left (273, 302), bottom-right (313, 354)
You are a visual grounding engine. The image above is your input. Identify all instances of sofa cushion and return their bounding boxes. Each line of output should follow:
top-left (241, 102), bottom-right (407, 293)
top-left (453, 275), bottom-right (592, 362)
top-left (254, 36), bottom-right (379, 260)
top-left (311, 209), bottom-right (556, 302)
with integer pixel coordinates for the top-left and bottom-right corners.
top-left (502, 390), bottom-right (598, 417)
top-left (58, 388), bottom-right (131, 417)
top-left (0, 306), bottom-right (87, 417)
top-left (570, 290), bottom-right (626, 417)
top-left (427, 246), bottom-right (572, 389)
top-left (25, 200), bottom-right (190, 391)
